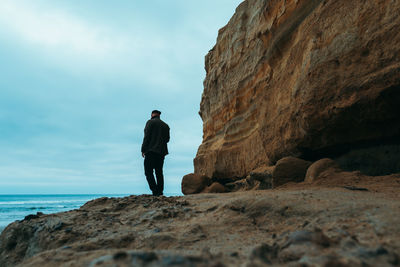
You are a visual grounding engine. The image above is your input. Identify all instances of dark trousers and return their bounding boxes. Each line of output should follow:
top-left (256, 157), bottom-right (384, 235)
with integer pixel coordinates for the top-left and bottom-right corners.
top-left (144, 152), bottom-right (165, 196)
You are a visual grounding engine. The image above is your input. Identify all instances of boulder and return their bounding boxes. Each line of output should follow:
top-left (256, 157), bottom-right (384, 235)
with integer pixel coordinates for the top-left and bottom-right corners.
top-left (305, 158), bottom-right (340, 183)
top-left (272, 157), bottom-right (312, 187)
top-left (249, 166), bottom-right (275, 189)
top-left (225, 166), bottom-right (274, 192)
top-left (225, 178), bottom-right (251, 192)
top-left (225, 176), bottom-right (259, 192)
top-left (193, 0), bottom-right (400, 179)
top-left (181, 173), bottom-right (211, 195)
top-left (203, 182), bottom-right (226, 193)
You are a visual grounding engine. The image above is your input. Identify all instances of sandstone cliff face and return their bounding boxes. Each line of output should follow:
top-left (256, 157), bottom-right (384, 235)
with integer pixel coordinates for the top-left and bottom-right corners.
top-left (195, 0), bottom-right (400, 179)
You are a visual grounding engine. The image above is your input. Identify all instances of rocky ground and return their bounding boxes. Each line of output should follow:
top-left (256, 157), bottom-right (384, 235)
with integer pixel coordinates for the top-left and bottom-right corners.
top-left (0, 173), bottom-right (399, 266)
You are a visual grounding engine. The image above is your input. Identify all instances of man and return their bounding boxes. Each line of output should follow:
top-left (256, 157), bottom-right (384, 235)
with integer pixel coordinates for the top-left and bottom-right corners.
top-left (141, 110), bottom-right (170, 196)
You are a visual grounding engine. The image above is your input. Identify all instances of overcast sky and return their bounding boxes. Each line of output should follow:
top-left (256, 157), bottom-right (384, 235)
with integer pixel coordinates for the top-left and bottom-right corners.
top-left (0, 0), bottom-right (243, 195)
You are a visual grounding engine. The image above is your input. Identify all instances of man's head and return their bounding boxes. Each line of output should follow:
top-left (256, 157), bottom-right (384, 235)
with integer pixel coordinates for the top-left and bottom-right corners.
top-left (151, 110), bottom-right (161, 118)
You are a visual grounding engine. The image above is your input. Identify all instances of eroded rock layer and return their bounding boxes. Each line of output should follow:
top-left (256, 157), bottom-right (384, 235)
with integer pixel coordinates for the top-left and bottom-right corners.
top-left (195, 0), bottom-right (400, 179)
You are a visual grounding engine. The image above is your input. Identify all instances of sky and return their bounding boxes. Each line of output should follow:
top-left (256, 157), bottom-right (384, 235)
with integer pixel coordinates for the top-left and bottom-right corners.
top-left (0, 0), bottom-right (243, 195)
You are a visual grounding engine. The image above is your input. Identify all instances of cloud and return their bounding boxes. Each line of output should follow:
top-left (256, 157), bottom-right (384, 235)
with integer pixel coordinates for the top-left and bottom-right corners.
top-left (0, 0), bottom-right (119, 56)
top-left (0, 0), bottom-right (243, 92)
top-left (0, 0), bottom-right (190, 90)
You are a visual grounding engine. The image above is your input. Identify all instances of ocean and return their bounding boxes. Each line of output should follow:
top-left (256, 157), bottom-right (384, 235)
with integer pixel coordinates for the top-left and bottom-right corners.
top-left (0, 194), bottom-right (128, 233)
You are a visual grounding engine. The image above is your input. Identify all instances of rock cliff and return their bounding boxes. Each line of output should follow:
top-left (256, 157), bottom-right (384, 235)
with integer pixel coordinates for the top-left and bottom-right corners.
top-left (195, 0), bottom-right (400, 180)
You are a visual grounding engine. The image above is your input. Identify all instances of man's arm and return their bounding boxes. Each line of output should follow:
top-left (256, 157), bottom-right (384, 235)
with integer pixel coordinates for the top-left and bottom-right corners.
top-left (166, 126), bottom-right (170, 143)
top-left (141, 121), bottom-right (152, 155)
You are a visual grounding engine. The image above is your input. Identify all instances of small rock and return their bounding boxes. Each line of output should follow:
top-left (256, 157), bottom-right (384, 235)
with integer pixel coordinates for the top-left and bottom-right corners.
top-left (250, 243), bottom-right (278, 264)
top-left (113, 251), bottom-right (128, 260)
top-left (284, 229), bottom-right (331, 248)
top-left (376, 246), bottom-right (388, 255)
top-left (225, 178), bottom-right (250, 191)
top-left (343, 186), bottom-right (369, 191)
top-left (272, 157), bottom-right (312, 187)
top-left (284, 230), bottom-right (313, 246)
top-left (89, 251), bottom-right (213, 267)
top-left (23, 214), bottom-right (40, 221)
top-left (249, 165), bottom-right (274, 189)
top-left (52, 222), bottom-right (65, 231)
top-left (305, 158), bottom-right (340, 183)
top-left (203, 182), bottom-right (226, 193)
top-left (230, 252), bottom-right (239, 257)
top-left (132, 251), bottom-right (158, 262)
top-left (181, 173), bottom-right (211, 195)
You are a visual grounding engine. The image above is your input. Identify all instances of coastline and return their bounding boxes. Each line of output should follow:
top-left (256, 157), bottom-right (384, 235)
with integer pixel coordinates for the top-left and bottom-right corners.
top-left (0, 194), bottom-right (132, 233)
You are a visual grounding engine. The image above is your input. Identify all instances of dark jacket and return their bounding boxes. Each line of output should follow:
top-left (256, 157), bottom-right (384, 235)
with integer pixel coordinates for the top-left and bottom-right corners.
top-left (141, 117), bottom-right (170, 156)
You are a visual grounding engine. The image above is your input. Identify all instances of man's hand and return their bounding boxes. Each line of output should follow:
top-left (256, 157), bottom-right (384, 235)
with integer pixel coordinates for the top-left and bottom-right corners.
top-left (142, 153), bottom-right (145, 158)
